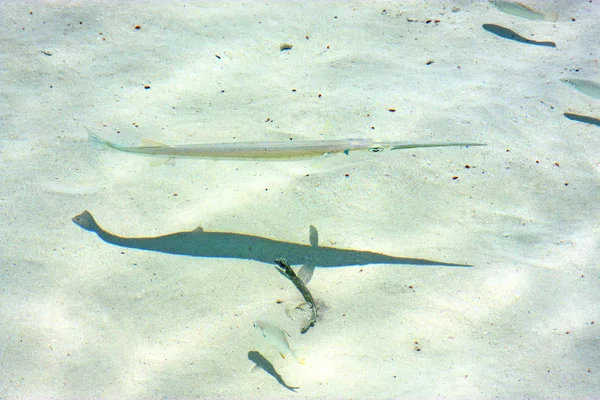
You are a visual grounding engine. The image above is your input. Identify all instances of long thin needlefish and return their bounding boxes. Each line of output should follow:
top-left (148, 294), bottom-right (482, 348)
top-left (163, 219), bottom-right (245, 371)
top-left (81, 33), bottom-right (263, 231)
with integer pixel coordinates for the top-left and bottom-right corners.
top-left (86, 129), bottom-right (484, 161)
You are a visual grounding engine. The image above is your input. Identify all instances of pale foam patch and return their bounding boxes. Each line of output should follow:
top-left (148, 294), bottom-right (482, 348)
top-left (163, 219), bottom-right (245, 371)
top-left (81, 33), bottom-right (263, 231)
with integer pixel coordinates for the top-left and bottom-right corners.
top-left (537, 226), bottom-right (600, 272)
top-left (481, 270), bottom-right (526, 309)
top-left (41, 179), bottom-right (104, 195)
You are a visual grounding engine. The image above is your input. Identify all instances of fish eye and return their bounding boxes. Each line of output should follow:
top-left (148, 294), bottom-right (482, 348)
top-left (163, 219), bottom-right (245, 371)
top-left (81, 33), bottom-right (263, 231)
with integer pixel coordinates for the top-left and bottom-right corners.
top-left (369, 147), bottom-right (383, 152)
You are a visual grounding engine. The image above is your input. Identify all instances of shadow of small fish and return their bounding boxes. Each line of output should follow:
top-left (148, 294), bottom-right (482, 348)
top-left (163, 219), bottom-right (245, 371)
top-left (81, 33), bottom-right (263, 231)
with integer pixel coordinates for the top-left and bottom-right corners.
top-left (248, 351), bottom-right (299, 392)
top-left (482, 24), bottom-right (556, 47)
top-left (564, 113), bottom-right (600, 127)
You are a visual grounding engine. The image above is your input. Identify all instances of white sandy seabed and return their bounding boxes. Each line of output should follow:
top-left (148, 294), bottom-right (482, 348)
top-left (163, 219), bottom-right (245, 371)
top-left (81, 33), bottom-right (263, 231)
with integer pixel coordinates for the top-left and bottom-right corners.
top-left (1, 1), bottom-right (599, 398)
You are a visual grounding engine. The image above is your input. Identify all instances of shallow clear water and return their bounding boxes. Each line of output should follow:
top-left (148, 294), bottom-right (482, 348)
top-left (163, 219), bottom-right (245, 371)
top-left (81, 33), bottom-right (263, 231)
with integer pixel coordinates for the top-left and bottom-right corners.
top-left (1, 1), bottom-right (598, 398)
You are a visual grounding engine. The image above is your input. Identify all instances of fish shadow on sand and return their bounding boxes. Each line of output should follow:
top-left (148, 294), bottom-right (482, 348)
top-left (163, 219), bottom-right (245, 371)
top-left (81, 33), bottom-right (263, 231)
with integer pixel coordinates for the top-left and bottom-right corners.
top-left (248, 351), bottom-right (299, 392)
top-left (72, 210), bottom-right (471, 277)
top-left (563, 113), bottom-right (600, 127)
top-left (482, 24), bottom-right (556, 48)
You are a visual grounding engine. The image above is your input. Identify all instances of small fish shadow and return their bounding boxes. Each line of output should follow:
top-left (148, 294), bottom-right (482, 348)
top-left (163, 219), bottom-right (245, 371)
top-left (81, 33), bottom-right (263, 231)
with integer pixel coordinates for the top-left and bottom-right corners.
top-left (482, 24), bottom-right (556, 47)
top-left (564, 113), bottom-right (600, 127)
top-left (248, 351), bottom-right (299, 392)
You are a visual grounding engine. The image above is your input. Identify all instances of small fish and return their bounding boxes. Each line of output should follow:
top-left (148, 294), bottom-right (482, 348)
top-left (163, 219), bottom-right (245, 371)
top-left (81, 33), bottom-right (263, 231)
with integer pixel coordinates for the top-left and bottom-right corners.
top-left (86, 129), bottom-right (484, 161)
top-left (489, 0), bottom-right (558, 22)
top-left (561, 78), bottom-right (600, 100)
top-left (253, 320), bottom-right (304, 364)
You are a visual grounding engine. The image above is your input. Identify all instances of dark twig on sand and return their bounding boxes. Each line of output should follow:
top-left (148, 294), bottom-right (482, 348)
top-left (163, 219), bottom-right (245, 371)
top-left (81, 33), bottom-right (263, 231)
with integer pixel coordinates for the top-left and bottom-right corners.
top-left (274, 258), bottom-right (317, 334)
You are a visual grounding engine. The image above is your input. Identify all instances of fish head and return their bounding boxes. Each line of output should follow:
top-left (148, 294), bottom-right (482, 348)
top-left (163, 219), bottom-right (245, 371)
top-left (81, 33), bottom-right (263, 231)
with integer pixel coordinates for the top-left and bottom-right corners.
top-left (253, 320), bottom-right (267, 337)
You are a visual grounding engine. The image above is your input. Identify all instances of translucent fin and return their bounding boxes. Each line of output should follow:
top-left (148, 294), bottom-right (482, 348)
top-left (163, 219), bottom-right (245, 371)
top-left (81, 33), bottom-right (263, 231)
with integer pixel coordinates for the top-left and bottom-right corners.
top-left (264, 130), bottom-right (298, 141)
top-left (543, 11), bottom-right (558, 22)
top-left (291, 349), bottom-right (305, 364)
top-left (319, 120), bottom-right (332, 137)
top-left (310, 152), bottom-right (332, 169)
top-left (86, 127), bottom-right (114, 150)
top-left (142, 138), bottom-right (168, 147)
top-left (148, 157), bottom-right (173, 167)
top-left (298, 265), bottom-right (315, 284)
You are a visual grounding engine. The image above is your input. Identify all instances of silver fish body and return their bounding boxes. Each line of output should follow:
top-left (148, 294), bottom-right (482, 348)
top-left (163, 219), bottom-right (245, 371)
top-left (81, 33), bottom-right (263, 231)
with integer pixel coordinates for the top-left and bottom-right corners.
top-left (254, 320), bottom-right (304, 364)
top-left (561, 78), bottom-right (600, 100)
top-left (489, 0), bottom-right (558, 22)
top-left (87, 129), bottom-right (484, 161)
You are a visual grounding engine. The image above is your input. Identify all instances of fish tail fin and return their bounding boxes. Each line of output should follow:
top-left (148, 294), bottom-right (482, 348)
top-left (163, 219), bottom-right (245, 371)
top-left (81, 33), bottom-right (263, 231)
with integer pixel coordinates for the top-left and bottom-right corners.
top-left (292, 349), bottom-right (306, 364)
top-left (543, 11), bottom-right (558, 22)
top-left (85, 127), bottom-right (115, 150)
